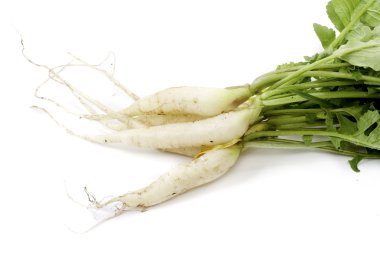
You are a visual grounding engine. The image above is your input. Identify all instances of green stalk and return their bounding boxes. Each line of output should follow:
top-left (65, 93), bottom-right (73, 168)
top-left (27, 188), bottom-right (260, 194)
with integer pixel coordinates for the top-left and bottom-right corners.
top-left (250, 73), bottom-right (289, 93)
top-left (268, 54), bottom-right (337, 90)
top-left (276, 122), bottom-right (326, 130)
top-left (261, 80), bottom-right (359, 100)
top-left (244, 139), bottom-right (334, 149)
top-left (260, 62), bottom-right (351, 77)
top-left (244, 130), bottom-right (380, 150)
top-left (267, 116), bottom-right (308, 125)
top-left (262, 91), bottom-right (380, 107)
top-left (305, 71), bottom-right (380, 84)
top-left (244, 139), bottom-right (380, 159)
top-left (251, 70), bottom-right (380, 95)
top-left (264, 108), bottom-right (324, 116)
top-left (250, 63), bottom-right (355, 93)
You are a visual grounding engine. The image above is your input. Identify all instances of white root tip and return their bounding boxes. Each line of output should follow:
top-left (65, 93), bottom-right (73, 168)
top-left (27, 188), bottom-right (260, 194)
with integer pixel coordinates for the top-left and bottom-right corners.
top-left (93, 146), bottom-right (241, 212)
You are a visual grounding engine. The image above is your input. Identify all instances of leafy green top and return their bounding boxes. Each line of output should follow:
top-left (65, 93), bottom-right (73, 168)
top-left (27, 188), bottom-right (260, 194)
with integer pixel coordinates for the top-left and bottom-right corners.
top-left (247, 0), bottom-right (380, 172)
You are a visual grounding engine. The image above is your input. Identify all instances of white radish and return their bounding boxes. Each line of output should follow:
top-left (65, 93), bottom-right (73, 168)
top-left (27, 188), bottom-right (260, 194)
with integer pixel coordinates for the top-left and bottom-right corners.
top-left (121, 86), bottom-right (251, 117)
top-left (96, 145), bottom-right (241, 210)
top-left (82, 104), bottom-right (262, 149)
top-left (87, 113), bottom-right (205, 129)
top-left (134, 114), bottom-right (205, 126)
top-left (162, 147), bottom-right (202, 157)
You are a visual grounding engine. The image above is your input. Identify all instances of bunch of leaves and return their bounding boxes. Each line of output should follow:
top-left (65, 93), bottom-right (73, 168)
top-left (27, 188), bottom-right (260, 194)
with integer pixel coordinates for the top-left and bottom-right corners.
top-left (246, 0), bottom-right (380, 171)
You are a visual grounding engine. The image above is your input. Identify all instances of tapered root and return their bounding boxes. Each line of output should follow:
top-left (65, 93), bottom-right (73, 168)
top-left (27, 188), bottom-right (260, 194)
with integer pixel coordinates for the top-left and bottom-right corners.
top-left (92, 146), bottom-right (241, 211)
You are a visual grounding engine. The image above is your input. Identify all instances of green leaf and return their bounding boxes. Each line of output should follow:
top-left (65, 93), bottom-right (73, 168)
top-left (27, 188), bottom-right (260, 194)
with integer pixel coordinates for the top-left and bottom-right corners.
top-left (346, 22), bottom-right (372, 41)
top-left (356, 109), bottom-right (380, 132)
top-left (326, 0), bottom-right (380, 32)
top-left (313, 23), bottom-right (337, 49)
top-left (360, 0), bottom-right (380, 27)
top-left (346, 23), bottom-right (380, 43)
top-left (334, 105), bottom-right (368, 121)
top-left (326, 112), bottom-right (358, 149)
top-left (353, 109), bottom-right (380, 148)
top-left (304, 53), bottom-right (320, 63)
top-left (326, 0), bottom-right (362, 31)
top-left (337, 38), bottom-right (380, 70)
top-left (337, 113), bottom-right (358, 134)
top-left (348, 155), bottom-right (363, 172)
top-left (326, 0), bottom-right (379, 49)
top-left (372, 25), bottom-right (380, 37)
top-left (324, 107), bottom-right (380, 151)
top-left (351, 70), bottom-right (364, 80)
top-left (276, 62), bottom-right (306, 70)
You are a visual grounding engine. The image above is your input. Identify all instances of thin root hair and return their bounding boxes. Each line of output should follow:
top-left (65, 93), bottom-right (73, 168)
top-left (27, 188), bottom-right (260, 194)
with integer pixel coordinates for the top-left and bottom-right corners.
top-left (67, 52), bottom-right (139, 101)
top-left (22, 39), bottom-right (142, 131)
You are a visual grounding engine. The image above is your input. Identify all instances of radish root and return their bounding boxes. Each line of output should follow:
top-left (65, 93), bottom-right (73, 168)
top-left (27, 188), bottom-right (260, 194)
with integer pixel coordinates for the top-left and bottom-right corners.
top-left (88, 146), bottom-right (241, 212)
top-left (22, 39), bottom-right (143, 132)
top-left (24, 39), bottom-right (258, 225)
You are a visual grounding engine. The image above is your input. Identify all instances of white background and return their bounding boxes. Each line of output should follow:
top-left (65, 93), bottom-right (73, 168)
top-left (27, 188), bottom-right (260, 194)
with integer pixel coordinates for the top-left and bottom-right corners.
top-left (1, 0), bottom-right (380, 252)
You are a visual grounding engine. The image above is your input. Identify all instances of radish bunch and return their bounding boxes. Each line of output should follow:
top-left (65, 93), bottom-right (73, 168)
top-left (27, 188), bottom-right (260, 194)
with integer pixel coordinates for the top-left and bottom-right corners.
top-left (32, 0), bottom-right (380, 218)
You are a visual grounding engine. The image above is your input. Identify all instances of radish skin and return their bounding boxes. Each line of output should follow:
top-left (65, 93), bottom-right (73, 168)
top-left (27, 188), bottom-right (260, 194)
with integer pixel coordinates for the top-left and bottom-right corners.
top-left (121, 86), bottom-right (251, 117)
top-left (83, 113), bottom-right (204, 128)
top-left (97, 145), bottom-right (241, 209)
top-left (82, 105), bottom-right (261, 149)
top-left (134, 114), bottom-right (205, 126)
top-left (162, 147), bottom-right (202, 157)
